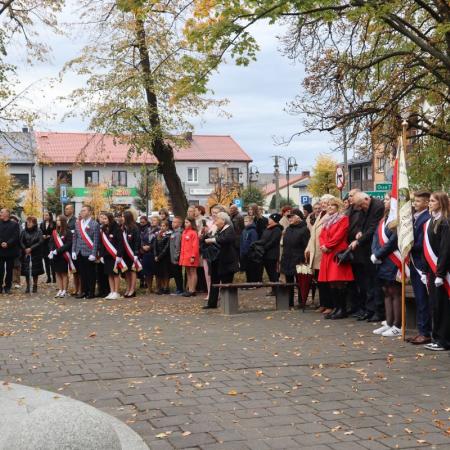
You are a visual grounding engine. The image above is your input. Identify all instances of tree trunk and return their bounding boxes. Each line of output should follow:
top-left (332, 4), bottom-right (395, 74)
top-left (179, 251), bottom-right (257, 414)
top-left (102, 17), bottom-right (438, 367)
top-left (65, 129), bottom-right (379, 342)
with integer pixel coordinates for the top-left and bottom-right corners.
top-left (134, 16), bottom-right (189, 217)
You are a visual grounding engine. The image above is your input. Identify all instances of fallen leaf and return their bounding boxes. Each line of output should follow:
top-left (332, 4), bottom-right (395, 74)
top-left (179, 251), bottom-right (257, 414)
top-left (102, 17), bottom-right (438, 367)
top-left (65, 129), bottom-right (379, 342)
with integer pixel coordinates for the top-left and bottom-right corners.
top-left (182, 431), bottom-right (191, 437)
top-left (228, 389), bottom-right (238, 396)
top-left (88, 331), bottom-right (96, 338)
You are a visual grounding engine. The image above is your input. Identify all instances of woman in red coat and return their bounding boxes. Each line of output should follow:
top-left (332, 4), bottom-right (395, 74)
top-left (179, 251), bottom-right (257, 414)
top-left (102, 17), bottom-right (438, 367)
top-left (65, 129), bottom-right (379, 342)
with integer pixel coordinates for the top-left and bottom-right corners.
top-left (179, 218), bottom-right (200, 297)
top-left (318, 198), bottom-right (353, 319)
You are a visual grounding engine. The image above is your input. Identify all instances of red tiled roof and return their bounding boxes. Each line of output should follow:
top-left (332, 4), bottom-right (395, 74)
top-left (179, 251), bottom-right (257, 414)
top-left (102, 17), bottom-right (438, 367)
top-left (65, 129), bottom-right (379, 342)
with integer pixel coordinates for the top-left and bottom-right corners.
top-left (35, 132), bottom-right (252, 164)
top-left (263, 174), bottom-right (309, 196)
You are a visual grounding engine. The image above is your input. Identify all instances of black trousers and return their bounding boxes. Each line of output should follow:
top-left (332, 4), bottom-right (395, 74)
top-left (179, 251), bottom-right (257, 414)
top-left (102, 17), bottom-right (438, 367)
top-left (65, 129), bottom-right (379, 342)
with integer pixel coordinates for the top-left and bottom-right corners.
top-left (96, 262), bottom-right (109, 297)
top-left (263, 259), bottom-right (279, 282)
top-left (364, 262), bottom-right (385, 316)
top-left (171, 264), bottom-right (183, 292)
top-left (43, 256), bottom-right (56, 281)
top-left (78, 255), bottom-right (97, 297)
top-left (208, 262), bottom-right (234, 308)
top-left (429, 272), bottom-right (450, 349)
top-left (351, 263), bottom-right (367, 312)
top-left (0, 257), bottom-right (14, 290)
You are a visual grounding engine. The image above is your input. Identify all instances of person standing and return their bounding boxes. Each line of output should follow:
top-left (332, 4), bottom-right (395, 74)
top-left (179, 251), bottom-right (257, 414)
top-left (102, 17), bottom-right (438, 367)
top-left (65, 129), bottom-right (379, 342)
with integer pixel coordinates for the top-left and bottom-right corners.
top-left (169, 216), bottom-right (184, 295)
top-left (48, 215), bottom-right (74, 298)
top-left (154, 220), bottom-right (172, 294)
top-left (229, 204), bottom-right (245, 244)
top-left (350, 192), bottom-right (385, 321)
top-left (203, 212), bottom-right (238, 309)
top-left (279, 206), bottom-right (292, 230)
top-left (318, 198), bottom-right (353, 319)
top-left (65, 204), bottom-right (80, 295)
top-left (72, 205), bottom-right (100, 299)
top-left (305, 195), bottom-right (334, 313)
top-left (180, 218), bottom-right (200, 297)
top-left (0, 208), bottom-right (20, 294)
top-left (240, 215), bottom-right (259, 282)
top-left (422, 192), bottom-right (450, 351)
top-left (280, 209), bottom-right (310, 307)
top-left (121, 211), bottom-right (141, 298)
top-left (40, 211), bottom-right (56, 283)
top-left (248, 204), bottom-right (268, 239)
top-left (10, 214), bottom-right (22, 289)
top-left (408, 191), bottom-right (431, 345)
top-left (20, 216), bottom-right (44, 293)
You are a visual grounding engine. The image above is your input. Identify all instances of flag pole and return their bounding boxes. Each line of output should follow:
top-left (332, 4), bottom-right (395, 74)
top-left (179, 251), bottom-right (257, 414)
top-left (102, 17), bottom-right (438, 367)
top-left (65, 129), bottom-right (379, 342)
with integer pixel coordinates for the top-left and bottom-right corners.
top-left (401, 120), bottom-right (408, 341)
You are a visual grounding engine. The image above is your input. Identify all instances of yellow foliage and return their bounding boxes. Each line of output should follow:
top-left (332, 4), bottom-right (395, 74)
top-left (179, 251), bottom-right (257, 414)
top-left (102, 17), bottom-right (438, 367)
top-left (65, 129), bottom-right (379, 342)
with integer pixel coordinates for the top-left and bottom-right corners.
top-left (309, 154), bottom-right (340, 197)
top-left (207, 183), bottom-right (239, 210)
top-left (86, 183), bottom-right (110, 219)
top-left (151, 181), bottom-right (168, 210)
top-left (0, 159), bottom-right (20, 211)
top-left (23, 184), bottom-right (43, 218)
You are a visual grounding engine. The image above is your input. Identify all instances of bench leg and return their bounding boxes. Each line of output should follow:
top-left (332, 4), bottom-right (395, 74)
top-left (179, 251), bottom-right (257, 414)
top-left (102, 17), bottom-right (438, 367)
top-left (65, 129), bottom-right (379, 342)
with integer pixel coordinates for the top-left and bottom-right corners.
top-left (221, 287), bottom-right (239, 315)
top-left (275, 286), bottom-right (290, 311)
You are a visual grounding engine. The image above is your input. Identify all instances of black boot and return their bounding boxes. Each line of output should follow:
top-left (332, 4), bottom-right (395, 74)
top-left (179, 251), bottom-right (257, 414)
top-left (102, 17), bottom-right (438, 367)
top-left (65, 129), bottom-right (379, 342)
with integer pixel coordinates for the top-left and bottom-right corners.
top-left (331, 290), bottom-right (347, 319)
top-left (32, 284), bottom-right (38, 293)
top-left (25, 282), bottom-right (31, 293)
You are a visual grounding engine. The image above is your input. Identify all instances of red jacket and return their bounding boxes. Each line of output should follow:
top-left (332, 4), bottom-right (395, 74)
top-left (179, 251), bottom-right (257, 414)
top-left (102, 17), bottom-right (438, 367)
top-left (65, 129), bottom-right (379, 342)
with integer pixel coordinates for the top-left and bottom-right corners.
top-left (318, 215), bottom-right (353, 282)
top-left (179, 229), bottom-right (200, 267)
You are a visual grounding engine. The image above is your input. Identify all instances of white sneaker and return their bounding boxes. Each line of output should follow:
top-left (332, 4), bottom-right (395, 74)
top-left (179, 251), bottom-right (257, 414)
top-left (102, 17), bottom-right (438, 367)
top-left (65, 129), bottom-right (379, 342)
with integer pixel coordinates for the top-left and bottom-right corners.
top-left (111, 292), bottom-right (121, 300)
top-left (424, 342), bottom-right (445, 351)
top-left (373, 324), bottom-right (391, 335)
top-left (104, 292), bottom-right (114, 300)
top-left (55, 290), bottom-right (62, 298)
top-left (60, 290), bottom-right (66, 298)
top-left (382, 326), bottom-right (402, 337)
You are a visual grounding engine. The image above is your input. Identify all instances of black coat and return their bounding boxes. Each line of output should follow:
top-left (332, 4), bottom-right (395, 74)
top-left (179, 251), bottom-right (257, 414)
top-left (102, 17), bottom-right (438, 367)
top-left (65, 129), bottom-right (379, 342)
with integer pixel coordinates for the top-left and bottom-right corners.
top-left (280, 222), bottom-right (310, 276)
top-left (0, 219), bottom-right (20, 258)
top-left (257, 224), bottom-right (283, 261)
top-left (255, 216), bottom-right (268, 239)
top-left (100, 222), bottom-right (124, 259)
top-left (20, 226), bottom-right (44, 277)
top-left (40, 221), bottom-right (56, 254)
top-left (213, 225), bottom-right (239, 276)
top-left (346, 205), bottom-right (363, 243)
top-left (355, 198), bottom-right (384, 263)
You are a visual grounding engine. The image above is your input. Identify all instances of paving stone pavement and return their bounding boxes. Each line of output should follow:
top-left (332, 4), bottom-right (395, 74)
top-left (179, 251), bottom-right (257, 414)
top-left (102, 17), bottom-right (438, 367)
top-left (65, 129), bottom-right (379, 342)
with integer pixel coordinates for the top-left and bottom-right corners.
top-left (1, 284), bottom-right (450, 449)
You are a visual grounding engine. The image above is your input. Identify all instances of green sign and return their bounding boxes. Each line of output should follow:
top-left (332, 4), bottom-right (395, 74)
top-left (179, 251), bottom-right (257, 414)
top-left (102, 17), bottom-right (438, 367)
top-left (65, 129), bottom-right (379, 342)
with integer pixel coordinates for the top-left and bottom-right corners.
top-left (375, 182), bottom-right (392, 192)
top-left (366, 191), bottom-right (386, 200)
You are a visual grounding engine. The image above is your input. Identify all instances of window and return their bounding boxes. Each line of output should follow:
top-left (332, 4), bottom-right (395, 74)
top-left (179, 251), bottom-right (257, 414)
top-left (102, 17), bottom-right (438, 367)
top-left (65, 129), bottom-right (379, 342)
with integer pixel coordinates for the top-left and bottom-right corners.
top-left (209, 167), bottom-right (219, 184)
top-left (352, 168), bottom-right (361, 182)
top-left (363, 166), bottom-right (372, 181)
top-left (112, 170), bottom-right (127, 187)
top-left (227, 168), bottom-right (240, 183)
top-left (12, 173), bottom-right (29, 188)
top-left (85, 170), bottom-right (99, 186)
top-left (376, 157), bottom-right (385, 173)
top-left (187, 167), bottom-right (198, 183)
top-left (57, 170), bottom-right (72, 186)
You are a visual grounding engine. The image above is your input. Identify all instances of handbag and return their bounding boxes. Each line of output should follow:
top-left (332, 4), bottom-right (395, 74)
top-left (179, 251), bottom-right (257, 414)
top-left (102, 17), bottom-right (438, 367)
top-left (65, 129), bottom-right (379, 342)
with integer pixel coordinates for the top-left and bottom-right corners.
top-left (333, 247), bottom-right (354, 265)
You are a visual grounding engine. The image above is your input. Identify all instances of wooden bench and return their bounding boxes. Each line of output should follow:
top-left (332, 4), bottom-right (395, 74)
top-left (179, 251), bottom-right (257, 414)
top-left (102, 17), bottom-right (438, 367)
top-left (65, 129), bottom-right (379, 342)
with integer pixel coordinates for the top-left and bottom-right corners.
top-left (212, 282), bottom-right (296, 315)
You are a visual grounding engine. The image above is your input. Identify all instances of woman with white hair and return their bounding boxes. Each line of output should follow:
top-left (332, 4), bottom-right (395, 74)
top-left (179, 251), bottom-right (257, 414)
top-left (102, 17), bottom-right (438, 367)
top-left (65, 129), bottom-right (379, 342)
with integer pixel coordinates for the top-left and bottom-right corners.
top-left (305, 194), bottom-right (335, 314)
top-left (202, 212), bottom-right (239, 309)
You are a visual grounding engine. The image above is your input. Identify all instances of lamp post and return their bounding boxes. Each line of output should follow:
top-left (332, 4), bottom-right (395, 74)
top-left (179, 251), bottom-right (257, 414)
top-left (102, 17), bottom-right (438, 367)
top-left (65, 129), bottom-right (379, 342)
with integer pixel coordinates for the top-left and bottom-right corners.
top-left (285, 156), bottom-right (298, 205)
top-left (273, 155), bottom-right (298, 209)
top-left (248, 165), bottom-right (259, 185)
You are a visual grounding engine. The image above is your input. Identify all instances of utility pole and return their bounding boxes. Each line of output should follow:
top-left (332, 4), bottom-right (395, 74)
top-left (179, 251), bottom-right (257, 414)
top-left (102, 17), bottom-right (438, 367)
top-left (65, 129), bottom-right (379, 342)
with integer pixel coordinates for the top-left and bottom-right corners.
top-left (343, 126), bottom-right (348, 193)
top-left (273, 156), bottom-right (280, 211)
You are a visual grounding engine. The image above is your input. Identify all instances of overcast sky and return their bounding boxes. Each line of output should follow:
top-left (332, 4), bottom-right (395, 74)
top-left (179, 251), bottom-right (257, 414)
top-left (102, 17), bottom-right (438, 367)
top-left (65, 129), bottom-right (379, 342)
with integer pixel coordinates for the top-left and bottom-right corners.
top-left (11, 6), bottom-right (340, 173)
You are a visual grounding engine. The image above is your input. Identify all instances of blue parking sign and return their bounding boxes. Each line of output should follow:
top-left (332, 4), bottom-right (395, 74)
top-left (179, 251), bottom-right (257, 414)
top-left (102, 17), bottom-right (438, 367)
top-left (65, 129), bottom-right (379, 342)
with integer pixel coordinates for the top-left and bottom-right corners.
top-left (300, 195), bottom-right (310, 205)
top-left (233, 198), bottom-right (242, 208)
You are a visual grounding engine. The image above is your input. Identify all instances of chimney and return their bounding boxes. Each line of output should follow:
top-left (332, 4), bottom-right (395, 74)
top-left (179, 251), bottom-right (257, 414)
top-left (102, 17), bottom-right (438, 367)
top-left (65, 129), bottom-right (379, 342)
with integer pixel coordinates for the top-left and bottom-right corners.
top-left (302, 170), bottom-right (310, 177)
top-left (185, 131), bottom-right (193, 141)
top-left (22, 126), bottom-right (29, 133)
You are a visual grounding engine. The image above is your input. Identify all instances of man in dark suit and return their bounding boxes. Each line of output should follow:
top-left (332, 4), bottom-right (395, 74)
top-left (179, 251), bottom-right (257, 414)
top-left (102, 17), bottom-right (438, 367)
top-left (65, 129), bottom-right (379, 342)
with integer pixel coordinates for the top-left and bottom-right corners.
top-left (72, 205), bottom-right (100, 298)
top-left (408, 191), bottom-right (431, 345)
top-left (0, 208), bottom-right (20, 294)
top-left (350, 192), bottom-right (385, 321)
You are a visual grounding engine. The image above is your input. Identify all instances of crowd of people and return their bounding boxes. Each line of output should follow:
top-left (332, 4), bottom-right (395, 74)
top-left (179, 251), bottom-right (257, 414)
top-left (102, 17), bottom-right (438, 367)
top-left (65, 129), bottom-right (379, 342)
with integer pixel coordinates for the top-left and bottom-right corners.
top-left (0, 189), bottom-right (448, 350)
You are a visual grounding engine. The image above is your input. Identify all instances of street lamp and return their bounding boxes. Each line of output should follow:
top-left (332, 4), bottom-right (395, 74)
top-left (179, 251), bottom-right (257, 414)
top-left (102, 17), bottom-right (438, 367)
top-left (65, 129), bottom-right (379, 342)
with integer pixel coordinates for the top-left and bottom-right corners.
top-left (272, 155), bottom-right (298, 209)
top-left (285, 156), bottom-right (298, 205)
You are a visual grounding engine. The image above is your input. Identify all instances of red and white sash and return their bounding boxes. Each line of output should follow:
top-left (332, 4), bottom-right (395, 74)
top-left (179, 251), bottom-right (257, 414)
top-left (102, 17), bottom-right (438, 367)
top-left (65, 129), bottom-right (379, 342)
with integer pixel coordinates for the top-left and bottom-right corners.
top-left (122, 231), bottom-right (142, 272)
top-left (423, 219), bottom-right (450, 297)
top-left (52, 230), bottom-right (76, 273)
top-left (377, 219), bottom-right (410, 281)
top-left (101, 231), bottom-right (128, 273)
top-left (79, 219), bottom-right (94, 249)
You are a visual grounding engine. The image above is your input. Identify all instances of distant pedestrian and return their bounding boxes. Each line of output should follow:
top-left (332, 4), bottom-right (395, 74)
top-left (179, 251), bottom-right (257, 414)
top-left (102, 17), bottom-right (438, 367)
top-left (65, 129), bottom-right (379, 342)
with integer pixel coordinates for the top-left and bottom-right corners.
top-left (154, 220), bottom-right (172, 294)
top-left (169, 216), bottom-right (184, 295)
top-left (180, 218), bottom-right (199, 297)
top-left (240, 215), bottom-right (259, 282)
top-left (40, 211), bottom-right (56, 283)
top-left (20, 216), bottom-right (44, 293)
top-left (0, 208), bottom-right (20, 294)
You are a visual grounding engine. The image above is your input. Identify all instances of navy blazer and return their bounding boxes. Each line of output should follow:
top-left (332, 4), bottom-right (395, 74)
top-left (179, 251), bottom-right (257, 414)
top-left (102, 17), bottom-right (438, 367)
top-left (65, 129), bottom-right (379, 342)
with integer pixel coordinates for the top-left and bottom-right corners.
top-left (410, 210), bottom-right (430, 272)
top-left (371, 219), bottom-right (399, 282)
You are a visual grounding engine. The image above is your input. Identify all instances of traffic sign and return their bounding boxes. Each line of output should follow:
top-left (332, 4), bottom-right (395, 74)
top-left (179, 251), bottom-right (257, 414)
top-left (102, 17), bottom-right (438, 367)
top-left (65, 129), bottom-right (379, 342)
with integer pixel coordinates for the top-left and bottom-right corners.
top-left (335, 166), bottom-right (345, 190)
top-left (300, 195), bottom-right (311, 205)
top-left (375, 182), bottom-right (392, 192)
top-left (233, 198), bottom-right (242, 208)
top-left (366, 191), bottom-right (386, 200)
top-left (60, 184), bottom-right (69, 203)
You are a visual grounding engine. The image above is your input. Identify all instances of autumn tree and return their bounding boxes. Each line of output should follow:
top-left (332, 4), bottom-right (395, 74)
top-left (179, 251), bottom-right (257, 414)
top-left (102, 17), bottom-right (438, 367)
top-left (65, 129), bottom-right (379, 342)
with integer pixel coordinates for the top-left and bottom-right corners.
top-left (309, 155), bottom-right (339, 198)
top-left (22, 183), bottom-right (42, 217)
top-left (241, 185), bottom-right (264, 207)
top-left (63, 0), bottom-right (225, 216)
top-left (86, 183), bottom-right (110, 219)
top-left (134, 165), bottom-right (156, 213)
top-left (184, 0), bottom-right (450, 151)
top-left (151, 180), bottom-right (168, 211)
top-left (0, 159), bottom-right (19, 210)
top-left (0, 0), bottom-right (64, 130)
top-left (207, 183), bottom-right (239, 210)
